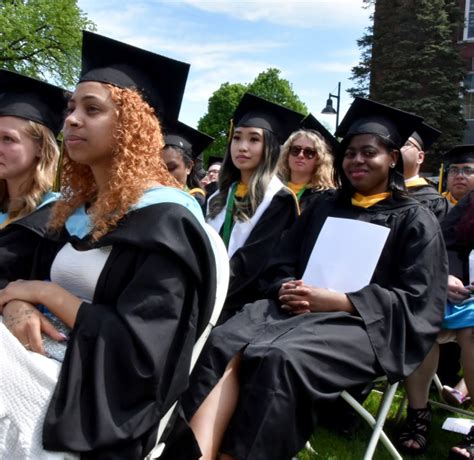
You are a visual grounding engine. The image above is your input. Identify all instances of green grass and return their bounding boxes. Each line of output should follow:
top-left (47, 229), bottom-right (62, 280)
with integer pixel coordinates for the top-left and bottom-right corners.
top-left (296, 387), bottom-right (472, 460)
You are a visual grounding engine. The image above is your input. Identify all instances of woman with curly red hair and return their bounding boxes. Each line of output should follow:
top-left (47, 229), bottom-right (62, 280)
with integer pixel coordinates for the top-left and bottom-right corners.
top-left (0, 32), bottom-right (217, 459)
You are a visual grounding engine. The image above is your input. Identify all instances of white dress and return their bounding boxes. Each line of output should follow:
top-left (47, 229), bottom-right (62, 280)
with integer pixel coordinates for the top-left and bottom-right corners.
top-left (0, 243), bottom-right (111, 459)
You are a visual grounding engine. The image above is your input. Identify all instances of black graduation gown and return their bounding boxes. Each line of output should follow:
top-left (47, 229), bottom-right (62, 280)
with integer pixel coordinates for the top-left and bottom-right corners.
top-left (407, 183), bottom-right (450, 222)
top-left (181, 192), bottom-right (448, 460)
top-left (0, 202), bottom-right (55, 288)
top-left (298, 187), bottom-right (336, 213)
top-left (37, 203), bottom-right (216, 459)
top-left (219, 188), bottom-right (298, 321)
top-left (441, 190), bottom-right (474, 282)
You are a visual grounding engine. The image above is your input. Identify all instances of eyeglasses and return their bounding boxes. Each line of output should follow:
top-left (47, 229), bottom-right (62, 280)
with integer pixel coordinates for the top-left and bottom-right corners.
top-left (447, 166), bottom-right (474, 177)
top-left (289, 145), bottom-right (317, 159)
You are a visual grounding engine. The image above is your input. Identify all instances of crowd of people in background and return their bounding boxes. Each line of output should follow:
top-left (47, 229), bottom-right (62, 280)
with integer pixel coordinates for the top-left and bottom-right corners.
top-left (0, 30), bottom-right (473, 460)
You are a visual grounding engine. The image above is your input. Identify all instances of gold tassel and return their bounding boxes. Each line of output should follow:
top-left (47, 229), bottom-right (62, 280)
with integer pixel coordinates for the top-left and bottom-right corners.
top-left (438, 162), bottom-right (444, 194)
top-left (53, 135), bottom-right (64, 193)
top-left (227, 118), bottom-right (234, 144)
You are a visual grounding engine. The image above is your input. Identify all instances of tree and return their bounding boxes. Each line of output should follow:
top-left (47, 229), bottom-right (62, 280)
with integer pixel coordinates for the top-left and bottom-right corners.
top-left (198, 68), bottom-right (308, 161)
top-left (0, 0), bottom-right (96, 88)
top-left (348, 0), bottom-right (374, 99)
top-left (198, 82), bottom-right (247, 160)
top-left (247, 68), bottom-right (308, 114)
top-left (349, 0), bottom-right (466, 170)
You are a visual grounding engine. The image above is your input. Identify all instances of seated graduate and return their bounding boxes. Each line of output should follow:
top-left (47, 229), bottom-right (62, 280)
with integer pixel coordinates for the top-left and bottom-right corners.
top-left (174, 97), bottom-right (448, 460)
top-left (0, 70), bottom-right (67, 287)
top-left (162, 121), bottom-right (214, 211)
top-left (402, 122), bottom-right (460, 405)
top-left (442, 145), bottom-right (474, 205)
top-left (400, 189), bottom-right (474, 458)
top-left (279, 113), bottom-right (337, 212)
top-left (401, 121), bottom-right (450, 221)
top-left (206, 93), bottom-right (302, 322)
top-left (0, 31), bottom-right (217, 459)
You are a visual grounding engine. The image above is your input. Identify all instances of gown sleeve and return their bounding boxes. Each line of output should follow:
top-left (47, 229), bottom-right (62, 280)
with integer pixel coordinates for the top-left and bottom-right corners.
top-left (441, 190), bottom-right (473, 281)
top-left (347, 206), bottom-right (448, 381)
top-left (0, 204), bottom-right (55, 288)
top-left (223, 189), bottom-right (298, 314)
top-left (43, 206), bottom-right (216, 458)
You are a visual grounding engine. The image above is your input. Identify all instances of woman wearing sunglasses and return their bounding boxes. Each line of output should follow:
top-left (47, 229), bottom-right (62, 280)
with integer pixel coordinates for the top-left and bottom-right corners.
top-left (206, 93), bottom-right (302, 323)
top-left (279, 114), bottom-right (337, 212)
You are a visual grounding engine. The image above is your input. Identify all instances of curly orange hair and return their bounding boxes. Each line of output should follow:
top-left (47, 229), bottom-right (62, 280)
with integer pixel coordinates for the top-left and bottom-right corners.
top-left (50, 84), bottom-right (178, 240)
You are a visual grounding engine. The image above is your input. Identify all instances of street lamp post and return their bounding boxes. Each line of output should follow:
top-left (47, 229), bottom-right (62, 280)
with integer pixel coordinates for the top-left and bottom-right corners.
top-left (321, 81), bottom-right (341, 132)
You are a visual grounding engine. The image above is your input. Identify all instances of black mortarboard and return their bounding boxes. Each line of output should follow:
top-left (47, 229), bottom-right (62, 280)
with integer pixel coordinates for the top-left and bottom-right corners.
top-left (410, 122), bottom-right (441, 151)
top-left (207, 155), bottom-right (224, 167)
top-left (164, 122), bottom-right (214, 159)
top-left (443, 145), bottom-right (474, 165)
top-left (0, 70), bottom-right (67, 137)
top-left (335, 97), bottom-right (424, 149)
top-left (301, 113), bottom-right (339, 154)
top-left (233, 93), bottom-right (305, 143)
top-left (79, 31), bottom-right (190, 129)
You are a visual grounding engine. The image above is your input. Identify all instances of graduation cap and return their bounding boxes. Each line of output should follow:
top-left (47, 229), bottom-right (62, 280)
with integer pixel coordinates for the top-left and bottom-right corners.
top-left (335, 97), bottom-right (424, 149)
top-left (301, 113), bottom-right (339, 154)
top-left (233, 93), bottom-right (305, 144)
top-left (0, 70), bottom-right (67, 137)
top-left (79, 31), bottom-right (190, 129)
top-left (443, 145), bottom-right (474, 165)
top-left (164, 122), bottom-right (214, 159)
top-left (207, 155), bottom-right (224, 167)
top-left (410, 122), bottom-right (442, 151)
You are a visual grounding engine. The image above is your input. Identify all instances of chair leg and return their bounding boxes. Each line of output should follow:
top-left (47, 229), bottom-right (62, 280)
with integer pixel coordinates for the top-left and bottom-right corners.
top-left (341, 384), bottom-right (402, 460)
top-left (395, 393), bottom-right (407, 425)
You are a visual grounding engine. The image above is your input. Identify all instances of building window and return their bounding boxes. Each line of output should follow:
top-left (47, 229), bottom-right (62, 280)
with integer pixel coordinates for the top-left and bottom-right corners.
top-left (464, 72), bottom-right (474, 120)
top-left (465, 0), bottom-right (474, 39)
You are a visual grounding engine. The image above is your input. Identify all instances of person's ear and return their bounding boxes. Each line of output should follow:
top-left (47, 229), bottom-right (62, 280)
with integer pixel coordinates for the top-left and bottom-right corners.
top-left (417, 150), bottom-right (425, 164)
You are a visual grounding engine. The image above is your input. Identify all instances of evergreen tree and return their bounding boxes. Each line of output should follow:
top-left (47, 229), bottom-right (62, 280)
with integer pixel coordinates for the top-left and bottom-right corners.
top-left (350, 0), bottom-right (466, 171)
top-left (348, 0), bottom-right (374, 99)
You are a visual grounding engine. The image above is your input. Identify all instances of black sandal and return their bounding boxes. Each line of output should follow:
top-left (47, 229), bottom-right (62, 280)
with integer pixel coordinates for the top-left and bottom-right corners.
top-left (449, 426), bottom-right (474, 459)
top-left (397, 405), bottom-right (432, 455)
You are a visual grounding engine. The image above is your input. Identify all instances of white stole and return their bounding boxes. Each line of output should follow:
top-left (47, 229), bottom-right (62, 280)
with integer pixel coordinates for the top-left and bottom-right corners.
top-left (207, 175), bottom-right (284, 258)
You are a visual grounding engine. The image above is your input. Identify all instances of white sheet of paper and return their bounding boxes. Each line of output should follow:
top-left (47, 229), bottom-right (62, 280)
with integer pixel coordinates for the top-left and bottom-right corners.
top-left (302, 217), bottom-right (390, 293)
top-left (442, 417), bottom-right (474, 435)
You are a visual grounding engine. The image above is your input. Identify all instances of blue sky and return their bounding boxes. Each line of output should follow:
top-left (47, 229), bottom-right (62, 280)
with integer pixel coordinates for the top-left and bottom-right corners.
top-left (77, 0), bottom-right (373, 133)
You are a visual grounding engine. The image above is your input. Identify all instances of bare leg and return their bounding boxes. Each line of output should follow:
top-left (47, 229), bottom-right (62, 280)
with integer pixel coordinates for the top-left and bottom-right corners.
top-left (453, 378), bottom-right (469, 397)
top-left (399, 343), bottom-right (439, 451)
top-left (405, 342), bottom-right (439, 408)
top-left (190, 354), bottom-right (241, 460)
top-left (458, 328), bottom-right (474, 400)
top-left (451, 328), bottom-right (474, 458)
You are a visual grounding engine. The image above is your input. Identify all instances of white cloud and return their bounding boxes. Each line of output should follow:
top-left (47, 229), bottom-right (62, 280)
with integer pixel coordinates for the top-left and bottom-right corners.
top-left (179, 0), bottom-right (372, 28)
top-left (76, 0), bottom-right (367, 125)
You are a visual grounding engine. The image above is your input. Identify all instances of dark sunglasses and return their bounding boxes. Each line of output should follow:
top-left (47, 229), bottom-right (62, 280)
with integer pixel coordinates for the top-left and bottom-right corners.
top-left (289, 145), bottom-right (317, 159)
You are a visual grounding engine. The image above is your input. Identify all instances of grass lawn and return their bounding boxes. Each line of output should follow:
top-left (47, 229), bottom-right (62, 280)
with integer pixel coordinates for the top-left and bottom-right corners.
top-left (296, 386), bottom-right (473, 460)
